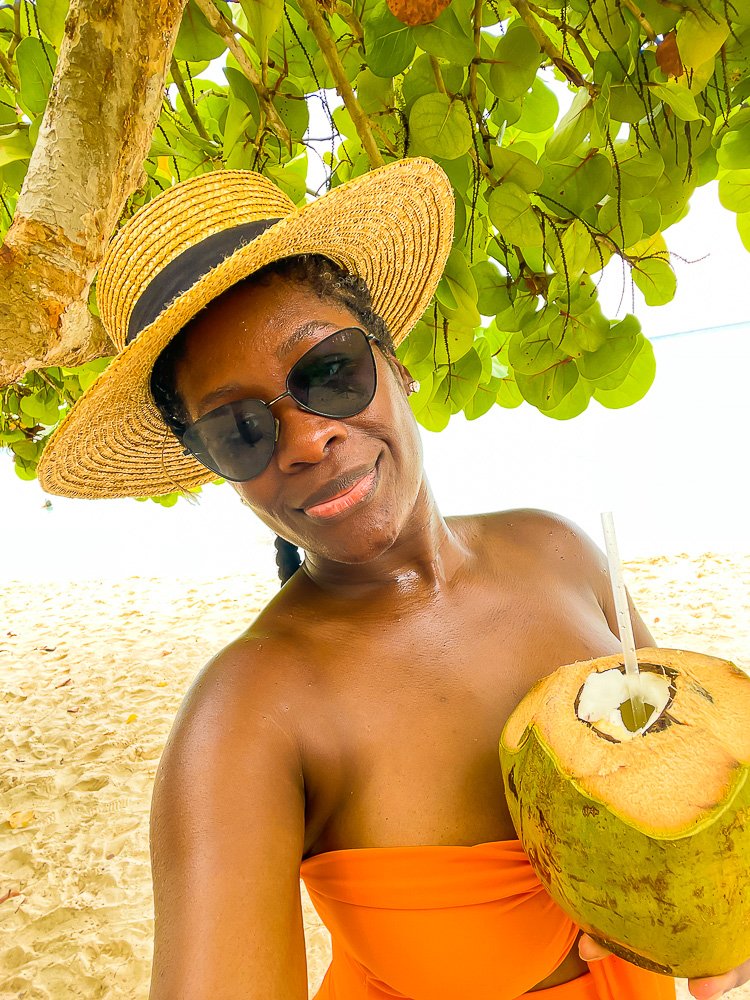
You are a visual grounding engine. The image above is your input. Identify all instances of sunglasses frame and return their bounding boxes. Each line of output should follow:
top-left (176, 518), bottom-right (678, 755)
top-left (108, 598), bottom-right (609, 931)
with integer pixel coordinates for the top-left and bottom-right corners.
top-left (178, 326), bottom-right (382, 482)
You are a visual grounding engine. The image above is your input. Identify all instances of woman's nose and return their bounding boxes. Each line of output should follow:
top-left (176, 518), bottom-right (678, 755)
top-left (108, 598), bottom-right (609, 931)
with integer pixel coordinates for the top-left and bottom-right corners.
top-left (273, 400), bottom-right (349, 472)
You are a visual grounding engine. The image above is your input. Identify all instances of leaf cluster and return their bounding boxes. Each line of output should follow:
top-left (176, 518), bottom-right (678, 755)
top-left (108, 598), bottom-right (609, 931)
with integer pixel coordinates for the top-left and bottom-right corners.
top-left (1, 0), bottom-right (750, 493)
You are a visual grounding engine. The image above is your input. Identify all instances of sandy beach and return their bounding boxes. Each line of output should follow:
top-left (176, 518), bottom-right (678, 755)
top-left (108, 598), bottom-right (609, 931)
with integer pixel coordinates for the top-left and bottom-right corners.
top-left (2, 551), bottom-right (749, 1000)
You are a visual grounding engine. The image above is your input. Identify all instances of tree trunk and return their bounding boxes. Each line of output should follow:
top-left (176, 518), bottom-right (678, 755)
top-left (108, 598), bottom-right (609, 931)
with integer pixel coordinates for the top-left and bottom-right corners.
top-left (0, 0), bottom-right (187, 387)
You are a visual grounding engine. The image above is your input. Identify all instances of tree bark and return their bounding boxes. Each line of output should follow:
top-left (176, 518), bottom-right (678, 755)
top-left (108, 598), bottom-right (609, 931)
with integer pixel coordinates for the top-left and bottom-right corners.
top-left (0, 0), bottom-right (187, 387)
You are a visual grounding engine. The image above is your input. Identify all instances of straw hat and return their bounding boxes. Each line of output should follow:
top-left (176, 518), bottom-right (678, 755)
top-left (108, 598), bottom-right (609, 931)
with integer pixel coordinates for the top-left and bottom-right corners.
top-left (36, 157), bottom-right (454, 499)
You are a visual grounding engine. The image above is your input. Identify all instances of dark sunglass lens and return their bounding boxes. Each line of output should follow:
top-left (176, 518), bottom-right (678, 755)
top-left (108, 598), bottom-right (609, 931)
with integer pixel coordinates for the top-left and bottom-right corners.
top-left (182, 398), bottom-right (276, 482)
top-left (287, 327), bottom-right (376, 418)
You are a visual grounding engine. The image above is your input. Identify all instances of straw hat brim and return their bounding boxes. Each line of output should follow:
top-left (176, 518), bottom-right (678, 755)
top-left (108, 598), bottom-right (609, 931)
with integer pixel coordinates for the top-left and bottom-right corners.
top-left (37, 158), bottom-right (454, 499)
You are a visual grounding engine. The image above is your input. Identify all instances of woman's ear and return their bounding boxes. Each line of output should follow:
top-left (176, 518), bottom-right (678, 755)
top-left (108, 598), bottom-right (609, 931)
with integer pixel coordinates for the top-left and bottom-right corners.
top-left (386, 354), bottom-right (418, 396)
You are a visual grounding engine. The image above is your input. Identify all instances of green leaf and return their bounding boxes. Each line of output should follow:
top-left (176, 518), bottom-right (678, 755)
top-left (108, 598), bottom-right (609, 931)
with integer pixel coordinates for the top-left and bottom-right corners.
top-left (737, 212), bottom-right (750, 253)
top-left (542, 376), bottom-right (592, 420)
top-left (443, 347), bottom-right (483, 414)
top-left (224, 67), bottom-right (261, 120)
top-left (431, 320), bottom-right (475, 365)
top-left (413, 7), bottom-right (475, 66)
top-left (16, 37), bottom-right (56, 117)
top-left (418, 370), bottom-right (451, 431)
top-left (632, 254), bottom-right (676, 306)
top-left (593, 336), bottom-right (656, 409)
top-left (538, 152), bottom-right (611, 214)
top-left (545, 89), bottom-right (593, 163)
top-left (615, 143), bottom-right (664, 199)
top-left (36, 0), bottom-right (70, 47)
top-left (515, 357), bottom-right (579, 411)
top-left (676, 11), bottom-right (730, 70)
top-left (488, 182), bottom-right (543, 248)
top-left (576, 315), bottom-right (639, 380)
top-left (465, 375), bottom-right (503, 420)
top-left (401, 54), bottom-right (464, 114)
top-left (489, 146), bottom-right (544, 192)
top-left (516, 78), bottom-right (559, 134)
top-left (489, 21), bottom-right (541, 101)
top-left (0, 130), bottom-right (33, 169)
top-left (597, 198), bottom-right (643, 249)
top-left (363, 2), bottom-right (416, 78)
top-left (471, 261), bottom-right (512, 316)
top-left (174, 0), bottom-right (229, 61)
top-left (240, 0), bottom-right (283, 63)
top-left (652, 83), bottom-right (706, 123)
top-left (719, 170), bottom-right (750, 213)
top-left (273, 79), bottom-right (309, 141)
top-left (409, 93), bottom-right (473, 159)
top-left (551, 219), bottom-right (591, 282)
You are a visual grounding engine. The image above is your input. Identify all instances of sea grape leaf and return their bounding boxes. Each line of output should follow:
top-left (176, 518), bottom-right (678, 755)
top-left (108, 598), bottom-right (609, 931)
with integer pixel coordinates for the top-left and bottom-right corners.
top-left (593, 336), bottom-right (656, 408)
top-left (538, 152), bottom-right (611, 215)
top-left (676, 11), bottom-right (730, 69)
top-left (471, 260), bottom-right (512, 316)
top-left (364, 2), bottom-right (416, 78)
top-left (0, 130), bottom-right (33, 168)
top-left (490, 21), bottom-right (541, 102)
top-left (719, 169), bottom-right (750, 213)
top-left (401, 55), bottom-right (464, 113)
top-left (413, 7), bottom-right (475, 66)
top-left (516, 78), bottom-right (559, 133)
top-left (443, 347), bottom-right (483, 414)
top-left (240, 0), bottom-right (283, 63)
top-left (717, 127), bottom-right (750, 170)
top-left (543, 377), bottom-right (592, 420)
top-left (545, 89), bottom-right (593, 163)
top-left (174, 0), bottom-right (229, 61)
top-left (409, 93), bottom-right (473, 159)
top-left (224, 67), bottom-right (261, 120)
top-left (737, 212), bottom-right (750, 252)
top-left (652, 82), bottom-right (706, 123)
top-left (465, 375), bottom-right (504, 420)
top-left (418, 370), bottom-right (451, 432)
top-left (36, 0), bottom-right (69, 47)
top-left (431, 318), bottom-right (475, 365)
top-left (576, 315), bottom-right (639, 380)
top-left (489, 147), bottom-right (544, 192)
top-left (488, 182), bottom-right (543, 248)
top-left (16, 37), bottom-right (57, 117)
top-left (515, 358), bottom-right (579, 411)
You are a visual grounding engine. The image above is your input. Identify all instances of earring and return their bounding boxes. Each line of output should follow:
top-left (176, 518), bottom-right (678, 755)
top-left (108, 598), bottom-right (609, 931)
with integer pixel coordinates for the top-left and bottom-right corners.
top-left (408, 379), bottom-right (421, 395)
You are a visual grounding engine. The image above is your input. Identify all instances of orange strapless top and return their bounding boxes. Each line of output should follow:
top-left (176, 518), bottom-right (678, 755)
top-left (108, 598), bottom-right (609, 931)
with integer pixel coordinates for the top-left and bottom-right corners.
top-left (300, 838), bottom-right (677, 1000)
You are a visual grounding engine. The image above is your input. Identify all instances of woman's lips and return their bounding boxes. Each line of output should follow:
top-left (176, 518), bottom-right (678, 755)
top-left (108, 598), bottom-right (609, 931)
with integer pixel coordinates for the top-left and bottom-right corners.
top-left (303, 465), bottom-right (379, 519)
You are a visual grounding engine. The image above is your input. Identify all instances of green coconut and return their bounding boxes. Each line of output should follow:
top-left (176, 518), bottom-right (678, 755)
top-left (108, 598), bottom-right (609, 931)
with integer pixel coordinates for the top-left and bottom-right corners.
top-left (499, 647), bottom-right (750, 979)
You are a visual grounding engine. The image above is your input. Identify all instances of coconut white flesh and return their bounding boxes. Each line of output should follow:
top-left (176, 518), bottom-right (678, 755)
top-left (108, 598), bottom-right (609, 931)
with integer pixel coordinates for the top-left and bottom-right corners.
top-left (576, 667), bottom-right (672, 741)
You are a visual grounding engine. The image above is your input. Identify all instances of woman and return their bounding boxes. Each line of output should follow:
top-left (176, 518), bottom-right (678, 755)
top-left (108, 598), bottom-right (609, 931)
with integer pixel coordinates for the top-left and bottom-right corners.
top-left (38, 160), bottom-right (717, 1000)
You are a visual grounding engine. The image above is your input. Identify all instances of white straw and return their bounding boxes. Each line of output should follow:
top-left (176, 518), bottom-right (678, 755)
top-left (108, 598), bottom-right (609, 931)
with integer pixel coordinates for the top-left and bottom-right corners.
top-left (600, 512), bottom-right (648, 731)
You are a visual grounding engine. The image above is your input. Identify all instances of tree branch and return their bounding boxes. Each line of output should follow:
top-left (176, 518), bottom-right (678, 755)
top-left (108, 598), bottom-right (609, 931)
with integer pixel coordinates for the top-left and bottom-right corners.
top-left (527, 1), bottom-right (596, 69)
top-left (0, 46), bottom-right (19, 90)
top-left (335, 0), bottom-right (365, 47)
top-left (192, 0), bottom-right (291, 149)
top-left (296, 0), bottom-right (384, 168)
top-left (0, 0), bottom-right (187, 385)
top-left (621, 0), bottom-right (658, 43)
top-left (170, 58), bottom-right (212, 142)
top-left (509, 0), bottom-right (588, 87)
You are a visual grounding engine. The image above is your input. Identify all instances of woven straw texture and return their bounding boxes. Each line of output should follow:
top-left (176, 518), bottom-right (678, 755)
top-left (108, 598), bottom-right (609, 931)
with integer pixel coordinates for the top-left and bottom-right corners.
top-left (36, 158), bottom-right (454, 499)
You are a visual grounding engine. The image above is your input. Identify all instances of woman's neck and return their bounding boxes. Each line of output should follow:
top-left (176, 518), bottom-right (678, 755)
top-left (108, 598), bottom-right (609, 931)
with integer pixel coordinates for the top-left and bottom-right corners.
top-left (300, 482), bottom-right (471, 599)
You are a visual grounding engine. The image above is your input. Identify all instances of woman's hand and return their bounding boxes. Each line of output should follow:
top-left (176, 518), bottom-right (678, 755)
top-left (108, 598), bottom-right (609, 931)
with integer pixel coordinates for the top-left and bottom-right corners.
top-left (578, 933), bottom-right (750, 999)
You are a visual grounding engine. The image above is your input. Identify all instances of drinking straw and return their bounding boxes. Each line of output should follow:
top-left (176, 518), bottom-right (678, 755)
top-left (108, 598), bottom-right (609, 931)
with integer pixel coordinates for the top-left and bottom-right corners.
top-left (600, 511), bottom-right (649, 731)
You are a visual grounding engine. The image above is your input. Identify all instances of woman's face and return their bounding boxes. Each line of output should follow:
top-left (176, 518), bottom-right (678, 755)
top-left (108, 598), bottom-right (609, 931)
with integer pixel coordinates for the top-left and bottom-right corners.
top-left (173, 274), bottom-right (425, 565)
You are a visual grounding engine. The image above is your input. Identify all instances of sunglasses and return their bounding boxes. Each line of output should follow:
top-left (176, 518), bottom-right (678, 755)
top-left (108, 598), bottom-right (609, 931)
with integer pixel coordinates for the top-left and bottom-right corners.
top-left (180, 326), bottom-right (380, 482)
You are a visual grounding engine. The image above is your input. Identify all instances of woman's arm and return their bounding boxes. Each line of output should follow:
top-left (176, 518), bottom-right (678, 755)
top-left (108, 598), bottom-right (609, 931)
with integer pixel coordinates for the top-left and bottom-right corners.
top-left (148, 646), bottom-right (308, 1000)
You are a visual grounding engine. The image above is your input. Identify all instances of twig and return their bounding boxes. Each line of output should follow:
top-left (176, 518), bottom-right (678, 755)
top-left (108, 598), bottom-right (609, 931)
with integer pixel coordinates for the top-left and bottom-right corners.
top-left (192, 0), bottom-right (291, 149)
top-left (335, 0), bottom-right (365, 47)
top-left (0, 46), bottom-right (19, 90)
top-left (170, 59), bottom-right (212, 142)
top-left (509, 0), bottom-right (587, 87)
top-left (621, 0), bottom-right (658, 42)
top-left (296, 0), bottom-right (384, 168)
top-left (527, 1), bottom-right (596, 69)
top-left (430, 55), bottom-right (447, 94)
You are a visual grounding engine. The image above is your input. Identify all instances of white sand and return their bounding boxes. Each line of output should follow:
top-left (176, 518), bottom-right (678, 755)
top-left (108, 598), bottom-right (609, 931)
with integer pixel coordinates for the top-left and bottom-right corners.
top-left (1, 553), bottom-right (749, 999)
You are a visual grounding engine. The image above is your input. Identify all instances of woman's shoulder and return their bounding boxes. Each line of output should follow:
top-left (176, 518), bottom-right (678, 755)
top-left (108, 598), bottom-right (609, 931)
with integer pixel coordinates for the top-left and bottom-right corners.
top-left (450, 507), bottom-right (610, 593)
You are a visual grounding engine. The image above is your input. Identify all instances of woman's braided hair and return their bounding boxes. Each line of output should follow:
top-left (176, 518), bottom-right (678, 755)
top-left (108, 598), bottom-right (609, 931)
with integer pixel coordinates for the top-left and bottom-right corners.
top-left (150, 254), bottom-right (396, 587)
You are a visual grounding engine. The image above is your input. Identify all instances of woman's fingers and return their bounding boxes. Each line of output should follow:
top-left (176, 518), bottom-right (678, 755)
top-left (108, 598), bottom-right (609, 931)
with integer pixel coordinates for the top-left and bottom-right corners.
top-left (578, 934), bottom-right (611, 962)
